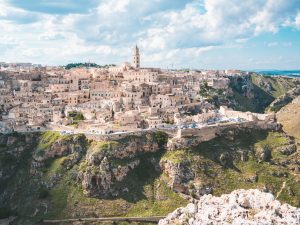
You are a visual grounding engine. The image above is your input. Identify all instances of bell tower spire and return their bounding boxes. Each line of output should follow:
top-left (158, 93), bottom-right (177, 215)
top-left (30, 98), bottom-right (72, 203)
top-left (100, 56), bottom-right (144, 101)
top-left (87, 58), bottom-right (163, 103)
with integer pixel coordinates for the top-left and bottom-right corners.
top-left (132, 45), bottom-right (140, 69)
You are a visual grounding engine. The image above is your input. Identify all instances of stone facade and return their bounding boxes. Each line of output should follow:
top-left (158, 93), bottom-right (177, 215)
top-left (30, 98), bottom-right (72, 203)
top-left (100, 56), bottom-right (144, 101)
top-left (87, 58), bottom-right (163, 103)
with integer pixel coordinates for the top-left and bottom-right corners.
top-left (0, 46), bottom-right (274, 135)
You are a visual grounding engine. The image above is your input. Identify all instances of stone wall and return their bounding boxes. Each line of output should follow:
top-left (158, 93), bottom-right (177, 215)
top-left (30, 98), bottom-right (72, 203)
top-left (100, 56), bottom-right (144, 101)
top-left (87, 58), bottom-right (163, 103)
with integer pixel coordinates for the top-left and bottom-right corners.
top-left (219, 106), bottom-right (276, 122)
top-left (168, 120), bottom-right (279, 151)
top-left (85, 128), bottom-right (177, 142)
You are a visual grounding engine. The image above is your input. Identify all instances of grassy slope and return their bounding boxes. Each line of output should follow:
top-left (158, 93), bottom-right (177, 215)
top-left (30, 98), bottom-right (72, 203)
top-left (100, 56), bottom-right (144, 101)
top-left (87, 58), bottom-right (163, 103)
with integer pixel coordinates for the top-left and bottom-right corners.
top-left (277, 96), bottom-right (300, 141)
top-left (166, 130), bottom-right (300, 207)
top-left (0, 132), bottom-right (187, 225)
top-left (231, 74), bottom-right (297, 113)
top-left (2, 128), bottom-right (300, 224)
top-left (43, 156), bottom-right (188, 222)
top-left (251, 75), bottom-right (296, 98)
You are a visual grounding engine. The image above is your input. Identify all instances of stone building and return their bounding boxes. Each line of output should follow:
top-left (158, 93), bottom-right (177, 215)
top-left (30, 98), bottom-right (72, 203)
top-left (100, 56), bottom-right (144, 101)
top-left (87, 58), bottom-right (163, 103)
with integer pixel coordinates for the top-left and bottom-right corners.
top-left (132, 45), bottom-right (140, 69)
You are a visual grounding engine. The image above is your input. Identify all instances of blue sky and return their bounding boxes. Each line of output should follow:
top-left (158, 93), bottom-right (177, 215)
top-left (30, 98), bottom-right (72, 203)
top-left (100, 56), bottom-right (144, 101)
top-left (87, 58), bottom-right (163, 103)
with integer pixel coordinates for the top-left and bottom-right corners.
top-left (0, 0), bottom-right (300, 69)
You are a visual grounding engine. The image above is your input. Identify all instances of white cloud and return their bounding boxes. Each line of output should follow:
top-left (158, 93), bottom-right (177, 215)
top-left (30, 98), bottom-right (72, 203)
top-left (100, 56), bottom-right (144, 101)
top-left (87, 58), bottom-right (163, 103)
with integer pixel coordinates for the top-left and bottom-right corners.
top-left (0, 0), bottom-right (300, 68)
top-left (267, 42), bottom-right (278, 47)
top-left (296, 12), bottom-right (300, 28)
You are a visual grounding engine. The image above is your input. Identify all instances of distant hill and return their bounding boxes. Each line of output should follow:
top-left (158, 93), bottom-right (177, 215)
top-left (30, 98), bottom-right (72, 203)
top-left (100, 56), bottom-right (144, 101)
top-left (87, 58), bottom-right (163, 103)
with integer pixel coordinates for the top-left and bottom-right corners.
top-left (232, 73), bottom-right (300, 113)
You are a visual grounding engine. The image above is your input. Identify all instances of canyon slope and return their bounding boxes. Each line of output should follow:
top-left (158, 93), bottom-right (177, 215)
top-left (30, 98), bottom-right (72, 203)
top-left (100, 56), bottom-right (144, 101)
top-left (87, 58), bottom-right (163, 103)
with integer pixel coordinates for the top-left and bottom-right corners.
top-left (0, 74), bottom-right (300, 225)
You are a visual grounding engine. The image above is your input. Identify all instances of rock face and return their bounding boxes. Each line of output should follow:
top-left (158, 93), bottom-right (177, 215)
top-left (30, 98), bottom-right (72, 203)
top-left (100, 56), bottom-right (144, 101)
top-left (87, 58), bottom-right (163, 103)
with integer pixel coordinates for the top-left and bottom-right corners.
top-left (269, 86), bottom-right (300, 112)
top-left (279, 144), bottom-right (297, 155)
top-left (81, 157), bottom-right (140, 197)
top-left (160, 159), bottom-right (194, 194)
top-left (79, 132), bottom-right (162, 197)
top-left (159, 189), bottom-right (300, 225)
top-left (256, 146), bottom-right (272, 162)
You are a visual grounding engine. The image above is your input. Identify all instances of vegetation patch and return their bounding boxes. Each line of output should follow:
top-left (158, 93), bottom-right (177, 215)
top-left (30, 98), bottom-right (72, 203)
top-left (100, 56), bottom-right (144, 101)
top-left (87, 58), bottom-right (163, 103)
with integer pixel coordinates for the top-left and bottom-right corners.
top-left (65, 63), bottom-right (116, 70)
top-left (161, 149), bottom-right (189, 164)
top-left (180, 129), bottom-right (300, 207)
top-left (277, 98), bottom-right (300, 141)
top-left (88, 141), bottom-right (119, 155)
top-left (68, 111), bottom-right (85, 125)
top-left (0, 207), bottom-right (11, 219)
top-left (35, 131), bottom-right (61, 156)
top-left (44, 156), bottom-right (68, 179)
top-left (255, 132), bottom-right (289, 151)
top-left (154, 131), bottom-right (168, 147)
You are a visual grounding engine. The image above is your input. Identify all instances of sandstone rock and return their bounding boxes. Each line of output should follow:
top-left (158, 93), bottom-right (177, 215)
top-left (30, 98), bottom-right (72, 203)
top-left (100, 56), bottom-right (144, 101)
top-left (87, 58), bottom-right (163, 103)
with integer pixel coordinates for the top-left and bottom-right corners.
top-left (245, 173), bottom-right (258, 183)
top-left (219, 152), bottom-right (230, 166)
top-left (287, 187), bottom-right (295, 196)
top-left (271, 171), bottom-right (288, 178)
top-left (160, 159), bottom-right (194, 194)
top-left (279, 144), bottom-right (297, 155)
top-left (238, 150), bottom-right (248, 162)
top-left (79, 133), bottom-right (162, 197)
top-left (197, 186), bottom-right (213, 196)
top-left (256, 146), bottom-right (271, 162)
top-left (112, 160), bottom-right (140, 181)
top-left (81, 156), bottom-right (140, 197)
top-left (159, 189), bottom-right (300, 225)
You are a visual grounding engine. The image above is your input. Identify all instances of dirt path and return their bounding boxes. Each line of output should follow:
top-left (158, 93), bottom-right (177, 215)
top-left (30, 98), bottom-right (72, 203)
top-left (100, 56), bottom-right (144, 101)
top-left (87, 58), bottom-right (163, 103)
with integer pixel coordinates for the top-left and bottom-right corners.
top-left (276, 181), bottom-right (286, 199)
top-left (42, 216), bottom-right (165, 224)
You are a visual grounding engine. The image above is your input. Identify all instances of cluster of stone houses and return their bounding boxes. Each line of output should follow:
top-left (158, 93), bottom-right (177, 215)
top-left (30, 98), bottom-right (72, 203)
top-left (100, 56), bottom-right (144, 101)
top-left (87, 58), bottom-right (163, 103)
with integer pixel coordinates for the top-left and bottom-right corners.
top-left (0, 46), bottom-right (246, 134)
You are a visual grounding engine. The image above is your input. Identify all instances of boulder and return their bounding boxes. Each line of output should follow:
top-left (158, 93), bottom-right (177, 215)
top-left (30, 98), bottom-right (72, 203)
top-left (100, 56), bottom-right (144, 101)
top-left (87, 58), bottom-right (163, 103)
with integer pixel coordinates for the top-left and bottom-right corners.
top-left (159, 189), bottom-right (300, 225)
top-left (256, 146), bottom-right (271, 162)
top-left (160, 159), bottom-right (194, 194)
top-left (279, 144), bottom-right (297, 155)
top-left (219, 152), bottom-right (231, 166)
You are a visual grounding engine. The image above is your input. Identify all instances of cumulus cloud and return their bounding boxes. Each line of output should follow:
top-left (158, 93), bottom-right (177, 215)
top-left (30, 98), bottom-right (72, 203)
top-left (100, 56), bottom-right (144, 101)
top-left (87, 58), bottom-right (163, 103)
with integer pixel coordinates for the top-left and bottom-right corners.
top-left (141, 0), bottom-right (300, 50)
top-left (0, 0), bottom-right (300, 67)
top-left (296, 12), bottom-right (300, 28)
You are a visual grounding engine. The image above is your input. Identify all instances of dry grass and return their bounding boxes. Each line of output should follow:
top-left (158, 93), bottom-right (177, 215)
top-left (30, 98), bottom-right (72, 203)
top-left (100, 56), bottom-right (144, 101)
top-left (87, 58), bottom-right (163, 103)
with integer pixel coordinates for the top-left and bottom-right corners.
top-left (277, 96), bottom-right (300, 141)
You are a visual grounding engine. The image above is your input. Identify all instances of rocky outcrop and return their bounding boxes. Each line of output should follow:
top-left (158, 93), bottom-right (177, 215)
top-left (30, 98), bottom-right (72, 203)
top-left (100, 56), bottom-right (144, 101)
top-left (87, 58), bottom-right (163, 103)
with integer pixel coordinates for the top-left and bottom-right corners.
top-left (80, 157), bottom-right (140, 197)
top-left (159, 189), bottom-right (300, 225)
top-left (269, 86), bottom-right (300, 112)
top-left (278, 144), bottom-right (297, 155)
top-left (160, 158), bottom-right (194, 194)
top-left (219, 152), bottom-right (231, 166)
top-left (39, 135), bottom-right (85, 161)
top-left (86, 133), bottom-right (160, 161)
top-left (79, 132), bottom-right (162, 197)
top-left (256, 146), bottom-right (272, 162)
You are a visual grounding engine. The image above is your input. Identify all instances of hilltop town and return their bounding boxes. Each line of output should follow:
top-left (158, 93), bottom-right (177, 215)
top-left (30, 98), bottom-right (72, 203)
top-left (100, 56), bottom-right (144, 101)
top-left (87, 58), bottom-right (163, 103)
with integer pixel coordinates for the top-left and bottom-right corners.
top-left (1, 47), bottom-right (300, 224)
top-left (0, 46), bottom-right (277, 136)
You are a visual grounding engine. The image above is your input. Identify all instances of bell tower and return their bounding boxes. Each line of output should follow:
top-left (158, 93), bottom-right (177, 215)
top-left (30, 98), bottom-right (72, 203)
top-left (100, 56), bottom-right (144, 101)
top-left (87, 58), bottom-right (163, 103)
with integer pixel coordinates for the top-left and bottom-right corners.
top-left (132, 45), bottom-right (140, 69)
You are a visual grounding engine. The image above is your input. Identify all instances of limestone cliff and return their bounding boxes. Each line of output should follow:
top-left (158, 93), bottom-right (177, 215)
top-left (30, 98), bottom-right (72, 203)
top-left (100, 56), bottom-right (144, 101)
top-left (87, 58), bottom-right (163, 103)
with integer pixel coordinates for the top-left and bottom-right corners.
top-left (228, 73), bottom-right (300, 113)
top-left (159, 189), bottom-right (300, 225)
top-left (159, 128), bottom-right (300, 204)
top-left (78, 132), bottom-right (161, 197)
top-left (1, 127), bottom-right (300, 224)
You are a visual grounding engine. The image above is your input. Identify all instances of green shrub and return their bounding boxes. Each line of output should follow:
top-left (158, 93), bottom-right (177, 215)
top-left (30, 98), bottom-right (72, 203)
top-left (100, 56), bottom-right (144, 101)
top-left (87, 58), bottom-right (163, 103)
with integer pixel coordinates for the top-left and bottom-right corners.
top-left (154, 131), bottom-right (168, 147)
top-left (68, 111), bottom-right (84, 121)
top-left (0, 207), bottom-right (11, 219)
top-left (38, 187), bottom-right (49, 199)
